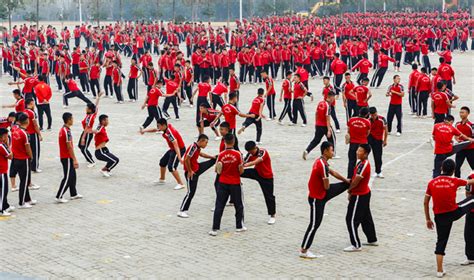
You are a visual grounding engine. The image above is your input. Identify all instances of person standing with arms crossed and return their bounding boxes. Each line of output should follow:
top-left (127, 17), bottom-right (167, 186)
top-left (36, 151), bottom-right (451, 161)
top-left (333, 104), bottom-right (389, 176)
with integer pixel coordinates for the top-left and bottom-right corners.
top-left (56, 112), bottom-right (82, 203)
top-left (35, 75), bottom-right (53, 131)
top-left (455, 107), bottom-right (474, 178)
top-left (300, 141), bottom-right (350, 259)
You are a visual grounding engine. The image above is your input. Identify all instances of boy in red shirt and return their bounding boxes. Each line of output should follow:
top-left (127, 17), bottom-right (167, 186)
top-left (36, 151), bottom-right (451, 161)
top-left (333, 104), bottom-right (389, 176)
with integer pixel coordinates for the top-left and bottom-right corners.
top-left (368, 107), bottom-right (388, 178)
top-left (35, 75), bottom-right (53, 131)
top-left (64, 74), bottom-right (92, 107)
top-left (346, 107), bottom-right (371, 178)
top-left (93, 114), bottom-right (119, 178)
top-left (278, 71), bottom-right (294, 124)
top-left (386, 75), bottom-right (405, 136)
top-left (455, 107), bottom-right (474, 178)
top-left (238, 88), bottom-right (265, 144)
top-left (464, 173), bottom-right (474, 266)
top-left (344, 144), bottom-right (378, 252)
top-left (424, 159), bottom-right (474, 277)
top-left (0, 128), bottom-right (13, 216)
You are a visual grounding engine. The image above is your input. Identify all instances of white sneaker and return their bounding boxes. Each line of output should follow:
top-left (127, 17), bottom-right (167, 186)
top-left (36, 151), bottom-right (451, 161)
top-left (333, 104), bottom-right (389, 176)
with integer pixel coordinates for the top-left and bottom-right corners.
top-left (333, 155), bottom-right (341, 159)
top-left (302, 151), bottom-right (308, 160)
top-left (156, 179), bottom-right (166, 185)
top-left (343, 245), bottom-right (362, 252)
top-left (33, 169), bottom-right (42, 173)
top-left (209, 230), bottom-right (218, 236)
top-left (363, 241), bottom-right (379, 246)
top-left (177, 211), bottom-right (189, 218)
top-left (11, 187), bottom-right (19, 192)
top-left (266, 117), bottom-right (272, 121)
top-left (301, 124), bottom-right (306, 127)
top-left (278, 121), bottom-right (284, 125)
top-left (396, 132), bottom-right (401, 137)
top-left (28, 200), bottom-right (38, 205)
top-left (29, 184), bottom-right (40, 190)
top-left (6, 206), bottom-right (15, 212)
top-left (100, 170), bottom-right (111, 178)
top-left (214, 136), bottom-right (222, 141)
top-left (55, 198), bottom-right (69, 203)
top-left (288, 123), bottom-right (296, 126)
top-left (174, 184), bottom-right (185, 190)
top-left (376, 173), bottom-right (384, 179)
top-left (189, 104), bottom-right (194, 108)
top-left (267, 217), bottom-right (276, 225)
top-left (336, 129), bottom-right (341, 133)
top-left (256, 141), bottom-right (263, 145)
top-left (87, 162), bottom-right (96, 168)
top-left (70, 194), bottom-right (83, 200)
top-left (461, 259), bottom-right (474, 266)
top-left (299, 250), bottom-right (323, 259)
top-left (436, 271), bottom-right (446, 278)
top-left (18, 203), bottom-right (32, 209)
top-left (0, 211), bottom-right (11, 217)
top-left (236, 226), bottom-right (247, 232)
top-left (175, 118), bottom-right (180, 121)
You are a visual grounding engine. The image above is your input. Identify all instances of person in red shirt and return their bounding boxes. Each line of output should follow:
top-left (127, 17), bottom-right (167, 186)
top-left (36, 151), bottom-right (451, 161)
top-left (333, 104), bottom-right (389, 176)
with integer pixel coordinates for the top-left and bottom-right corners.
top-left (93, 114), bottom-right (119, 177)
top-left (368, 107), bottom-right (388, 178)
top-left (386, 75), bottom-right (405, 135)
top-left (141, 80), bottom-right (173, 129)
top-left (416, 67), bottom-right (432, 118)
top-left (89, 60), bottom-right (101, 98)
top-left (346, 107), bottom-right (371, 178)
top-left (437, 57), bottom-right (455, 91)
top-left (292, 74), bottom-right (308, 126)
top-left (303, 91), bottom-right (337, 160)
top-left (214, 92), bottom-right (253, 134)
top-left (192, 75), bottom-right (212, 123)
top-left (455, 107), bottom-right (474, 178)
top-left (78, 54), bottom-right (91, 94)
top-left (344, 144), bottom-right (377, 252)
top-left (183, 60), bottom-right (194, 106)
top-left (64, 74), bottom-right (92, 107)
top-left (127, 58), bottom-right (142, 102)
top-left (24, 98), bottom-right (42, 173)
top-left (197, 104), bottom-right (221, 139)
top-left (432, 115), bottom-right (473, 178)
top-left (140, 118), bottom-right (186, 190)
top-left (238, 88), bottom-right (265, 144)
top-left (262, 71), bottom-right (277, 119)
top-left (56, 112), bottom-right (82, 203)
top-left (177, 134), bottom-right (217, 218)
top-left (408, 63), bottom-right (421, 115)
top-left (242, 141), bottom-right (277, 223)
top-left (353, 77), bottom-right (372, 111)
top-left (2, 89), bottom-right (24, 113)
top-left (0, 128), bottom-right (13, 216)
top-left (370, 50), bottom-right (395, 88)
top-left (11, 113), bottom-right (35, 208)
top-left (299, 141), bottom-right (350, 259)
top-left (465, 172), bottom-right (474, 265)
top-left (35, 75), bottom-right (52, 131)
top-left (424, 159), bottom-right (474, 277)
top-left (278, 71), bottom-right (293, 124)
top-left (210, 79), bottom-right (228, 109)
top-left (210, 133), bottom-right (245, 236)
top-left (342, 72), bottom-right (357, 122)
top-left (79, 94), bottom-right (102, 167)
top-left (330, 53), bottom-right (348, 94)
top-left (431, 81), bottom-right (454, 124)
top-left (351, 54), bottom-right (372, 85)
top-left (111, 60), bottom-right (124, 103)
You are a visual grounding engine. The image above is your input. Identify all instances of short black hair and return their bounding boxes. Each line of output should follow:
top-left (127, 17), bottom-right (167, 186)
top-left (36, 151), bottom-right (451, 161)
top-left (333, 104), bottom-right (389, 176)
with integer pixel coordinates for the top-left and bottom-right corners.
top-left (0, 128), bottom-right (9, 137)
top-left (441, 159), bottom-right (456, 175)
top-left (197, 134), bottom-right (209, 141)
top-left (411, 63), bottom-right (418, 70)
top-left (369, 107), bottom-right (377, 114)
top-left (359, 107), bottom-right (369, 117)
top-left (445, 114), bottom-right (455, 122)
top-left (244, 141), bottom-right (257, 151)
top-left (257, 88), bottom-right (264, 95)
top-left (320, 141), bottom-right (334, 154)
top-left (229, 92), bottom-right (237, 100)
top-left (460, 106), bottom-right (470, 114)
top-left (99, 114), bottom-right (108, 123)
top-left (359, 144), bottom-right (371, 155)
top-left (344, 72), bottom-right (351, 76)
top-left (436, 81), bottom-right (445, 90)
top-left (17, 112), bottom-right (28, 124)
top-left (62, 112), bottom-right (73, 123)
top-left (157, 118), bottom-right (168, 126)
top-left (87, 102), bottom-right (96, 113)
top-left (323, 76), bottom-right (330, 80)
top-left (224, 133), bottom-right (235, 145)
top-left (220, 122), bottom-right (230, 129)
top-left (25, 98), bottom-right (35, 106)
top-left (13, 89), bottom-right (21, 96)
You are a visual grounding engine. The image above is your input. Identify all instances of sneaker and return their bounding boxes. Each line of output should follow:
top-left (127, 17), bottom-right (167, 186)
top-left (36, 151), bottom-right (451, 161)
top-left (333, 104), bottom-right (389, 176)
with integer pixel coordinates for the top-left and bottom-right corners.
top-left (299, 250), bottom-right (323, 259)
top-left (87, 162), bottom-right (96, 168)
top-left (396, 132), bottom-right (401, 137)
top-left (177, 211), bottom-right (189, 218)
top-left (461, 259), bottom-right (474, 266)
top-left (11, 187), bottom-right (19, 192)
top-left (363, 241), bottom-right (379, 246)
top-left (336, 129), bottom-right (341, 133)
top-left (333, 155), bottom-right (341, 159)
top-left (175, 117), bottom-right (180, 121)
top-left (302, 151), bottom-right (308, 160)
top-left (100, 170), bottom-right (111, 178)
top-left (174, 184), bottom-right (185, 190)
top-left (155, 179), bottom-right (166, 185)
top-left (214, 136), bottom-right (222, 141)
top-left (33, 169), bottom-right (42, 173)
top-left (256, 141), bottom-right (263, 145)
top-left (278, 121), bottom-right (284, 125)
top-left (189, 104), bottom-right (194, 108)
top-left (209, 230), bottom-right (218, 236)
top-left (0, 211), bottom-right (11, 217)
top-left (18, 203), bottom-right (33, 209)
top-left (55, 198), bottom-right (69, 203)
top-left (267, 217), bottom-right (276, 225)
top-left (70, 194), bottom-right (83, 200)
top-left (301, 124), bottom-right (306, 127)
top-left (266, 117), bottom-right (272, 121)
top-left (236, 226), bottom-right (247, 232)
top-left (29, 184), bottom-right (40, 190)
top-left (237, 127), bottom-right (245, 135)
top-left (28, 200), bottom-right (38, 205)
top-left (288, 123), bottom-right (296, 126)
top-left (343, 245), bottom-right (362, 252)
top-left (436, 271), bottom-right (446, 278)
top-left (6, 206), bottom-right (15, 212)
top-left (376, 173), bottom-right (384, 179)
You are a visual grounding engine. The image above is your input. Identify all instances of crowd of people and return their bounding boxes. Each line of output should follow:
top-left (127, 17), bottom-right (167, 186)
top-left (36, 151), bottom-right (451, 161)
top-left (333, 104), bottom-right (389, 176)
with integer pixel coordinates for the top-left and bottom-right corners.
top-left (0, 10), bottom-right (474, 277)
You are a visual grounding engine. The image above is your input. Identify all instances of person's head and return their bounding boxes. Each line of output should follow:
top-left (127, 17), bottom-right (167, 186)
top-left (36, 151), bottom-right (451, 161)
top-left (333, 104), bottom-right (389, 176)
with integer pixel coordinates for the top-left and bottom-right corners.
top-left (86, 102), bottom-right (96, 114)
top-left (219, 121), bottom-right (230, 136)
top-left (286, 71), bottom-right (292, 79)
top-left (439, 57), bottom-right (445, 64)
top-left (431, 67), bottom-right (437, 75)
top-left (99, 114), bottom-right (109, 126)
top-left (326, 90), bottom-right (336, 103)
top-left (369, 106), bottom-right (378, 119)
top-left (7, 112), bottom-right (15, 123)
top-left (199, 103), bottom-right (211, 114)
top-left (203, 75), bottom-right (210, 83)
top-left (459, 106), bottom-right (470, 120)
top-left (196, 134), bottom-right (209, 149)
top-left (224, 133), bottom-right (235, 147)
top-left (257, 88), bottom-right (264, 96)
top-left (244, 140), bottom-right (258, 155)
top-left (294, 74), bottom-right (301, 82)
top-left (420, 67), bottom-right (427, 74)
top-left (17, 112), bottom-right (29, 127)
top-left (393, 74), bottom-right (400, 84)
top-left (13, 89), bottom-right (22, 100)
top-left (229, 67), bottom-right (235, 75)
top-left (440, 158), bottom-right (456, 176)
top-left (359, 106), bottom-right (369, 118)
top-left (323, 76), bottom-right (330, 86)
top-left (228, 92), bottom-right (238, 103)
top-left (62, 112), bottom-right (73, 126)
top-left (411, 63), bottom-right (418, 70)
top-left (320, 141), bottom-right (334, 159)
top-left (25, 98), bottom-right (35, 109)
top-left (357, 144), bottom-right (371, 160)
top-left (157, 118), bottom-right (168, 131)
top-left (361, 77), bottom-right (369, 86)
top-left (261, 71), bottom-right (268, 78)
top-left (344, 72), bottom-right (351, 81)
top-left (436, 81), bottom-right (446, 91)
top-left (444, 114), bottom-right (455, 124)
top-left (38, 75), bottom-right (45, 82)
top-left (0, 128), bottom-right (9, 144)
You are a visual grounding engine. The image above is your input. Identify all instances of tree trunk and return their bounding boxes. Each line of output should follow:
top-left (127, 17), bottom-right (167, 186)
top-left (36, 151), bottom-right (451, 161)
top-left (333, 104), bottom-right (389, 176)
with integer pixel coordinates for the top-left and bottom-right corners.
top-left (36, 0), bottom-right (39, 29)
top-left (227, 0), bottom-right (230, 28)
top-left (119, 0), bottom-right (123, 21)
top-left (97, 0), bottom-right (100, 27)
top-left (8, 10), bottom-right (12, 36)
top-left (172, 0), bottom-right (176, 22)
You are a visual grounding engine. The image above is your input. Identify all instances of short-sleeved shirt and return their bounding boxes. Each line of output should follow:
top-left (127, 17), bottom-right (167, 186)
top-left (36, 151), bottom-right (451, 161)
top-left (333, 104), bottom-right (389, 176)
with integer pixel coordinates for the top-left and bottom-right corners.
top-left (183, 142), bottom-right (200, 173)
top-left (59, 126), bottom-right (73, 159)
top-left (308, 157), bottom-right (329, 199)
top-left (431, 91), bottom-right (449, 114)
top-left (370, 116), bottom-right (387, 141)
top-left (212, 82), bottom-right (228, 96)
top-left (0, 143), bottom-right (11, 173)
top-left (198, 83), bottom-right (212, 97)
top-left (249, 96), bottom-right (264, 115)
top-left (348, 117), bottom-right (371, 144)
top-left (67, 79), bottom-right (80, 92)
top-left (12, 127), bottom-right (30, 160)
top-left (350, 159), bottom-right (371, 195)
top-left (94, 126), bottom-right (109, 147)
top-left (162, 124), bottom-right (185, 150)
top-left (244, 148), bottom-right (273, 179)
top-left (456, 121), bottom-right (474, 150)
top-left (217, 148), bottom-right (243, 185)
top-left (354, 85), bottom-right (370, 107)
top-left (432, 123), bottom-right (461, 154)
top-left (24, 109), bottom-right (37, 134)
top-left (387, 84), bottom-right (404, 105)
top-left (426, 176), bottom-right (467, 214)
top-left (315, 100), bottom-right (330, 127)
top-left (82, 112), bottom-right (97, 130)
top-left (15, 99), bottom-right (25, 112)
top-left (147, 88), bottom-right (163, 107)
top-left (222, 103), bottom-right (240, 129)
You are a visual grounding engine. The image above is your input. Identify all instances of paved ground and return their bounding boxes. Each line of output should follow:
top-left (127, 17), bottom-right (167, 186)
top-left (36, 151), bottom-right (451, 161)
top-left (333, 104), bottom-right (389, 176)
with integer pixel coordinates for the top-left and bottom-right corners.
top-left (0, 46), bottom-right (473, 279)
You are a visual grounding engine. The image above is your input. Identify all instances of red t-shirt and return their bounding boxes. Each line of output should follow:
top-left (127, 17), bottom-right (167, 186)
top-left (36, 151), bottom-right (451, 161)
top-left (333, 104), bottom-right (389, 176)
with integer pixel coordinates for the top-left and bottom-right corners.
top-left (94, 126), bottom-right (109, 147)
top-left (0, 143), bottom-right (11, 173)
top-left (198, 83), bottom-right (212, 97)
top-left (15, 99), bottom-right (25, 112)
top-left (183, 142), bottom-right (200, 173)
top-left (212, 82), bottom-right (228, 96)
top-left (23, 77), bottom-right (38, 93)
top-left (217, 148), bottom-right (243, 185)
top-left (245, 148), bottom-right (273, 179)
top-left (82, 112), bottom-right (97, 130)
top-left (350, 159), bottom-right (371, 195)
top-left (162, 124), bottom-right (185, 150)
top-left (456, 121), bottom-right (474, 150)
top-left (147, 88), bottom-right (163, 107)
top-left (348, 117), bottom-right (371, 144)
top-left (90, 65), bottom-right (101, 79)
top-left (315, 100), bottom-right (330, 127)
top-left (59, 126), bottom-right (73, 159)
top-left (24, 109), bottom-right (37, 134)
top-left (308, 157), bottom-right (329, 199)
top-left (354, 85), bottom-right (370, 107)
top-left (222, 103), bottom-right (240, 129)
top-left (370, 116), bottom-right (387, 141)
top-left (431, 91), bottom-right (449, 114)
top-left (387, 84), bottom-right (404, 105)
top-left (432, 123), bottom-right (461, 154)
top-left (67, 79), bottom-right (80, 91)
top-left (426, 176), bottom-right (467, 214)
top-left (249, 96), bottom-right (264, 115)
top-left (12, 127), bottom-right (30, 160)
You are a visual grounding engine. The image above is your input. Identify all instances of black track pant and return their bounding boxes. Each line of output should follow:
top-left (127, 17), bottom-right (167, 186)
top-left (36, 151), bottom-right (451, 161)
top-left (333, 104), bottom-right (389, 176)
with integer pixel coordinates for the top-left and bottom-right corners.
top-left (162, 96), bottom-right (180, 119)
top-left (347, 143), bottom-right (359, 178)
top-left (127, 78), bottom-right (138, 100)
top-left (179, 159), bottom-right (216, 211)
top-left (301, 182), bottom-right (349, 250)
top-left (266, 95), bottom-right (276, 119)
top-left (56, 158), bottom-right (77, 199)
top-left (159, 148), bottom-right (185, 172)
top-left (386, 104), bottom-right (402, 133)
top-left (104, 76), bottom-right (113, 96)
top-left (95, 147), bottom-right (119, 171)
top-left (292, 99), bottom-right (307, 125)
top-left (78, 132), bottom-right (95, 164)
top-left (330, 105), bottom-right (340, 130)
top-left (370, 67), bottom-right (387, 88)
top-left (465, 212), bottom-right (474, 260)
top-left (113, 84), bottom-right (123, 102)
top-left (211, 94), bottom-right (224, 110)
top-left (417, 90), bottom-right (429, 116)
top-left (278, 98), bottom-right (293, 122)
top-left (242, 116), bottom-right (262, 142)
top-left (89, 79), bottom-right (100, 97)
top-left (433, 141), bottom-right (471, 178)
top-left (0, 173), bottom-right (9, 212)
top-left (409, 87), bottom-right (417, 113)
top-left (368, 135), bottom-right (383, 174)
top-left (345, 99), bottom-right (358, 122)
top-left (455, 149), bottom-right (474, 178)
top-left (142, 106), bottom-right (163, 128)
top-left (64, 90), bottom-right (92, 106)
top-left (306, 126), bottom-right (335, 154)
top-left (212, 183), bottom-right (244, 230)
top-left (241, 169), bottom-right (275, 215)
top-left (434, 196), bottom-right (474, 255)
top-left (37, 103), bottom-right (52, 130)
top-left (346, 191), bottom-right (377, 248)
top-left (13, 159), bottom-right (31, 206)
top-left (79, 73), bottom-right (90, 92)
top-left (29, 133), bottom-right (40, 172)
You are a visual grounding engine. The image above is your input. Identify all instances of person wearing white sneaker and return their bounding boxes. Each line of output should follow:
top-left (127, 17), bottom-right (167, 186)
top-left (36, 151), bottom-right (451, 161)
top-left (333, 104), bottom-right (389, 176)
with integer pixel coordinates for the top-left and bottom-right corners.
top-left (277, 71), bottom-right (294, 125)
top-left (93, 115), bottom-right (120, 177)
top-left (300, 141), bottom-right (350, 258)
top-left (241, 141), bottom-right (276, 223)
top-left (463, 173), bottom-right (474, 266)
top-left (197, 104), bottom-right (221, 140)
top-left (179, 134), bottom-right (217, 215)
top-left (140, 80), bottom-right (172, 130)
top-left (368, 107), bottom-right (388, 178)
top-left (24, 98), bottom-right (43, 174)
top-left (0, 128), bottom-right (13, 216)
top-left (140, 118), bottom-right (186, 190)
top-left (345, 144), bottom-right (377, 252)
top-left (303, 91), bottom-right (336, 161)
top-left (56, 113), bottom-right (81, 202)
top-left (386, 75), bottom-right (404, 136)
top-left (291, 74), bottom-right (308, 126)
top-left (237, 88), bottom-right (265, 144)
top-left (79, 92), bottom-right (102, 168)
top-left (424, 160), bottom-right (474, 278)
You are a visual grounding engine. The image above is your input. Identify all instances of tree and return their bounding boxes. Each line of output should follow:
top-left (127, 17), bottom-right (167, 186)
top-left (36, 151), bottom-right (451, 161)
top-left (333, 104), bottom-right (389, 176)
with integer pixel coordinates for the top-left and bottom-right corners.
top-left (0, 0), bottom-right (24, 35)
